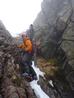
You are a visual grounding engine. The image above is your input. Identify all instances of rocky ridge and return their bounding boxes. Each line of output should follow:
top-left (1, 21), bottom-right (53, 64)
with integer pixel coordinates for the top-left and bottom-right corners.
top-left (0, 21), bottom-right (37, 98)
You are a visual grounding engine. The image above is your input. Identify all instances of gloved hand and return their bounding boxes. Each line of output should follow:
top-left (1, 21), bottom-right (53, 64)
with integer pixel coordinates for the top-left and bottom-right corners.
top-left (33, 75), bottom-right (37, 80)
top-left (22, 72), bottom-right (29, 77)
top-left (22, 73), bottom-right (33, 82)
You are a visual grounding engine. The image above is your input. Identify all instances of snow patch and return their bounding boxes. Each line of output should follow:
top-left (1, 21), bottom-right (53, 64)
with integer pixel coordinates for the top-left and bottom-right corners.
top-left (49, 80), bottom-right (54, 87)
top-left (30, 80), bottom-right (50, 98)
top-left (30, 61), bottom-right (50, 98)
top-left (32, 61), bottom-right (45, 80)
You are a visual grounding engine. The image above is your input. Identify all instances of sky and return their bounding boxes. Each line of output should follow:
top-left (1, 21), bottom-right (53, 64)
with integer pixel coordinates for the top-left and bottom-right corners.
top-left (0, 0), bottom-right (43, 37)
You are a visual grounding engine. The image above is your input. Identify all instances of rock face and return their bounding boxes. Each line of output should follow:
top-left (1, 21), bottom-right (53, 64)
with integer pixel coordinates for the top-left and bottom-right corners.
top-left (0, 21), bottom-right (37, 98)
top-left (34, 0), bottom-right (73, 58)
top-left (33, 0), bottom-right (74, 98)
top-left (0, 0), bottom-right (74, 97)
top-left (0, 20), bottom-right (12, 44)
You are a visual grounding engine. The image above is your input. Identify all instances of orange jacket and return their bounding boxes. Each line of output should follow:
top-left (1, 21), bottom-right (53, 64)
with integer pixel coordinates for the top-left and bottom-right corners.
top-left (18, 37), bottom-right (33, 53)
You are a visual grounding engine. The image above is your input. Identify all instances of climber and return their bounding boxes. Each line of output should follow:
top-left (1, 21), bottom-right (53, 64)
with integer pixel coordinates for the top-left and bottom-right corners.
top-left (26, 24), bottom-right (37, 66)
top-left (27, 24), bottom-right (34, 41)
top-left (18, 34), bottom-right (33, 53)
top-left (18, 34), bottom-right (37, 81)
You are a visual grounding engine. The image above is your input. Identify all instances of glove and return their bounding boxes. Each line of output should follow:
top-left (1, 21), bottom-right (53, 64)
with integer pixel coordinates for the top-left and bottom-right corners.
top-left (33, 75), bottom-right (37, 80)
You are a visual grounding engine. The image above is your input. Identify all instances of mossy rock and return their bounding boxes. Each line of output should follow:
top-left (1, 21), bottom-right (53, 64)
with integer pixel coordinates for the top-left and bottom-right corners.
top-left (43, 66), bottom-right (58, 77)
top-left (37, 57), bottom-right (59, 77)
top-left (47, 58), bottom-right (59, 66)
